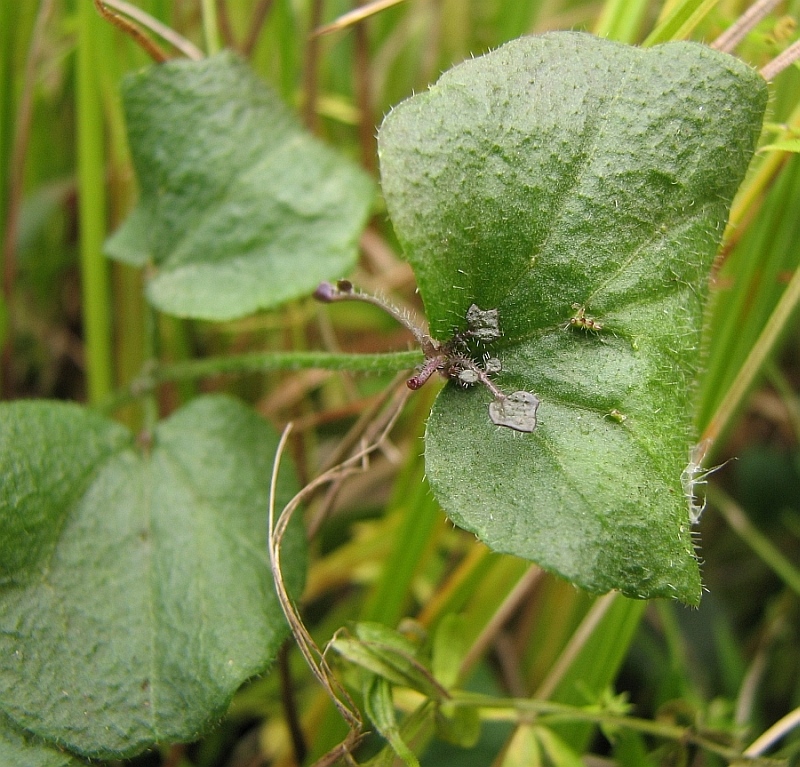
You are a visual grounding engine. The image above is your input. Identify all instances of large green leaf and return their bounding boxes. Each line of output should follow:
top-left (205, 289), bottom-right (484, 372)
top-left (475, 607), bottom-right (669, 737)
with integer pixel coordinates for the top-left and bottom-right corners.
top-left (378, 32), bottom-right (767, 602)
top-left (105, 52), bottom-right (374, 320)
top-left (0, 395), bottom-right (305, 758)
top-left (0, 713), bottom-right (82, 767)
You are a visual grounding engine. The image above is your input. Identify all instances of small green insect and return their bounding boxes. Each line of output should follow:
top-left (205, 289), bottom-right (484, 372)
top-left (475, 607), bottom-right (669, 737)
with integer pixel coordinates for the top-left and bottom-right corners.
top-left (568, 303), bottom-right (603, 333)
top-left (605, 409), bottom-right (627, 423)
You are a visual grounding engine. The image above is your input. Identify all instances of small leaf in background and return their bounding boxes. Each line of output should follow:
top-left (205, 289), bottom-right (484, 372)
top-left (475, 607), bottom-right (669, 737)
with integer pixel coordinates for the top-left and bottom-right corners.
top-left (431, 614), bottom-right (469, 689)
top-left (363, 675), bottom-right (420, 767)
top-left (331, 622), bottom-right (449, 702)
top-left (105, 52), bottom-right (374, 320)
top-left (379, 32), bottom-right (767, 603)
top-left (0, 395), bottom-right (305, 758)
top-left (435, 702), bottom-right (481, 749)
top-left (758, 138), bottom-right (800, 154)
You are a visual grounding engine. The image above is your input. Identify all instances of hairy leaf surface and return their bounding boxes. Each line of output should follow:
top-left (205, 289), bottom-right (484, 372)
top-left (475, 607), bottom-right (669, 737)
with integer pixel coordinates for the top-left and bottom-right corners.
top-left (0, 396), bottom-right (304, 757)
top-left (106, 52), bottom-right (374, 320)
top-left (378, 32), bottom-right (767, 602)
top-left (0, 713), bottom-right (82, 767)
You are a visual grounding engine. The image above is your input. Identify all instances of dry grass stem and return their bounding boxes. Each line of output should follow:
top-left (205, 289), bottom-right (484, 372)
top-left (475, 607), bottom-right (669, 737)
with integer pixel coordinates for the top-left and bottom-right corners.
top-left (101, 0), bottom-right (203, 59)
top-left (268, 386), bottom-right (410, 761)
top-left (710, 0), bottom-right (783, 53)
top-left (312, 0), bottom-right (408, 37)
top-left (92, 0), bottom-right (170, 62)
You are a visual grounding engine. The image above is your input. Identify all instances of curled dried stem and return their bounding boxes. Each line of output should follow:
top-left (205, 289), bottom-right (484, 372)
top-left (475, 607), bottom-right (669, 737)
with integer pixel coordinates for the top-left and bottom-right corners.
top-left (268, 385), bottom-right (410, 761)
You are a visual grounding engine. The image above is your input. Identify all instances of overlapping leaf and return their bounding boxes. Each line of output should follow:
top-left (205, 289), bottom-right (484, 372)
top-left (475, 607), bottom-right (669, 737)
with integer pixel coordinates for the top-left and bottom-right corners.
top-left (0, 395), bottom-right (305, 758)
top-left (106, 52), bottom-right (374, 320)
top-left (378, 32), bottom-right (767, 602)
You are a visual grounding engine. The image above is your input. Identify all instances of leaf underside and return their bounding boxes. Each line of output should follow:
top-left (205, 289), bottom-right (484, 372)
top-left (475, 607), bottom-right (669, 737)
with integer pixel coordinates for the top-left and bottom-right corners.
top-left (378, 32), bottom-right (767, 602)
top-left (106, 52), bottom-right (374, 321)
top-left (0, 395), bottom-right (305, 758)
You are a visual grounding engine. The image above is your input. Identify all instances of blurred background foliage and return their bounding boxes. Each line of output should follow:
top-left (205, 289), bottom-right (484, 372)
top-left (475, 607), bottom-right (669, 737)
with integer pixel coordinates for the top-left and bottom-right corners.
top-left (2, 0), bottom-right (800, 765)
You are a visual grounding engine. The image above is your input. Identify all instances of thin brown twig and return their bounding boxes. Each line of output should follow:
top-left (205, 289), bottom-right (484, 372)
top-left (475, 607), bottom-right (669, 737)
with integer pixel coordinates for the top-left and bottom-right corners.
top-left (353, 8), bottom-right (376, 174)
top-left (2, 0), bottom-right (57, 399)
top-left (242, 0), bottom-right (276, 57)
top-left (302, 0), bottom-right (325, 132)
top-left (101, 0), bottom-right (203, 59)
top-left (320, 372), bottom-right (408, 472)
top-left (269, 423), bottom-right (362, 733)
top-left (92, 0), bottom-right (170, 62)
top-left (710, 0), bottom-right (782, 53)
top-left (215, 0), bottom-right (238, 50)
top-left (761, 37), bottom-right (800, 81)
top-left (534, 592), bottom-right (619, 700)
top-left (267, 387), bottom-right (410, 762)
top-left (308, 373), bottom-right (408, 537)
top-left (312, 0), bottom-right (407, 37)
top-left (459, 566), bottom-right (543, 679)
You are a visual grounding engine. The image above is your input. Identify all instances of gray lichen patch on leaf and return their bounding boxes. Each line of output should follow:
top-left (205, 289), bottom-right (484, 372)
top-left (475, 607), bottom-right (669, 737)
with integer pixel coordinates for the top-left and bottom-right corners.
top-left (488, 391), bottom-right (540, 433)
top-left (465, 304), bottom-right (502, 343)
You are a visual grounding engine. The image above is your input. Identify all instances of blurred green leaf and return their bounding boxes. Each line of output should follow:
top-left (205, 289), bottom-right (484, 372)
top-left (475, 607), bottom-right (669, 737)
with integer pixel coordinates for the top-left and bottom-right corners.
top-left (378, 32), bottom-right (767, 603)
top-left (106, 51), bottom-right (374, 320)
top-left (0, 395), bottom-right (305, 758)
top-left (331, 623), bottom-right (448, 702)
top-left (534, 726), bottom-right (585, 767)
top-left (759, 139), bottom-right (800, 154)
top-left (364, 674), bottom-right (420, 767)
top-left (435, 702), bottom-right (481, 748)
top-left (432, 613), bottom-right (469, 689)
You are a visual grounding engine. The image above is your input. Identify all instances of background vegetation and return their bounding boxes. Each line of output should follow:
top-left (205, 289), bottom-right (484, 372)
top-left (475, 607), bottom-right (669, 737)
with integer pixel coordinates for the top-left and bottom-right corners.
top-left (2, 0), bottom-right (800, 765)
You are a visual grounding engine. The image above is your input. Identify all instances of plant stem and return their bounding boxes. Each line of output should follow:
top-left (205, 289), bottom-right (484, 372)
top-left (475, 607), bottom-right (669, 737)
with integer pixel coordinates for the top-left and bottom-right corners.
top-left (77, 0), bottom-right (114, 404)
top-left (200, 0), bottom-right (221, 55)
top-left (101, 0), bottom-right (203, 59)
top-left (445, 692), bottom-right (762, 763)
top-left (710, 0), bottom-right (782, 53)
top-left (97, 349), bottom-right (423, 414)
top-left (1, 0), bottom-right (56, 398)
top-left (242, 0), bottom-right (275, 57)
top-left (302, 0), bottom-right (324, 132)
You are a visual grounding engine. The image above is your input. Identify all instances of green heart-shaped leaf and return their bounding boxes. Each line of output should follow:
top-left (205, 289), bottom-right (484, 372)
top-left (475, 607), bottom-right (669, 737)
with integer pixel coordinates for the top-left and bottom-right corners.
top-left (378, 32), bottom-right (767, 602)
top-left (0, 395), bottom-right (304, 758)
top-left (106, 52), bottom-right (374, 320)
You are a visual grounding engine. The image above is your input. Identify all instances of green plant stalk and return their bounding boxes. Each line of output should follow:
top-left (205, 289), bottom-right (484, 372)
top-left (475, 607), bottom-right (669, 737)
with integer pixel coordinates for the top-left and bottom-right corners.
top-left (77, 0), bottom-right (114, 403)
top-left (0, 2), bottom-right (20, 232)
top-left (593, 0), bottom-right (650, 42)
top-left (200, 0), bottom-right (220, 55)
top-left (97, 349), bottom-right (423, 413)
top-left (642, 0), bottom-right (721, 46)
top-left (702, 258), bottom-right (800, 448)
top-left (443, 693), bottom-right (768, 764)
top-left (97, 19), bottom-right (148, 427)
top-left (709, 486), bottom-right (800, 597)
